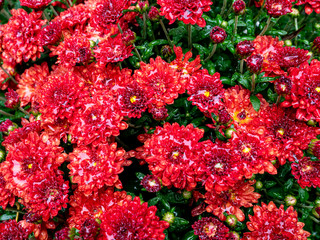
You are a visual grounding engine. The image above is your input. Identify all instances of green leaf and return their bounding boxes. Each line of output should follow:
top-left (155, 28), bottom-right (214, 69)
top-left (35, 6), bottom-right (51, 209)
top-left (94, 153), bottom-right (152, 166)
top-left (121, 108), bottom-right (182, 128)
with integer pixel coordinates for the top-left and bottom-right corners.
top-left (298, 188), bottom-right (309, 203)
top-left (267, 187), bottom-right (284, 200)
top-left (174, 217), bottom-right (189, 226)
top-left (254, 83), bottom-right (269, 93)
top-left (169, 26), bottom-right (187, 43)
top-left (182, 230), bottom-right (197, 240)
top-left (250, 95), bottom-right (261, 112)
top-left (238, 72), bottom-right (251, 89)
top-left (148, 197), bottom-right (160, 206)
top-left (148, 39), bottom-right (168, 47)
top-left (0, 212), bottom-right (16, 221)
top-left (135, 172), bottom-right (145, 181)
top-left (284, 178), bottom-right (294, 192)
top-left (264, 181), bottom-right (277, 189)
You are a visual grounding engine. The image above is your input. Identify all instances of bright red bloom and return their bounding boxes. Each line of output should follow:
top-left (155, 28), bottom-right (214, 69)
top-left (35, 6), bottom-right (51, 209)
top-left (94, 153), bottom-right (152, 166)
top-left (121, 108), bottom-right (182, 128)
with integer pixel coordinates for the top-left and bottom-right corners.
top-left (187, 69), bottom-right (225, 114)
top-left (16, 62), bottom-right (49, 107)
top-left (117, 81), bottom-right (152, 118)
top-left (20, 0), bottom-right (51, 8)
top-left (1, 9), bottom-right (45, 63)
top-left (94, 34), bottom-right (133, 64)
top-left (20, 171), bottom-right (69, 221)
top-left (70, 94), bottom-right (128, 146)
top-left (205, 180), bottom-right (260, 222)
top-left (55, 34), bottom-right (92, 67)
top-left (37, 71), bottom-right (88, 120)
top-left (1, 131), bottom-right (66, 196)
top-left (68, 143), bottom-right (127, 195)
top-left (4, 88), bottom-right (20, 109)
top-left (135, 56), bottom-right (183, 108)
top-left (141, 174), bottom-right (162, 192)
top-left (275, 46), bottom-right (310, 69)
top-left (309, 139), bottom-right (320, 159)
top-left (296, 0), bottom-right (320, 14)
top-left (80, 218), bottom-right (100, 240)
top-left (0, 220), bottom-right (33, 240)
top-left (291, 157), bottom-right (320, 188)
top-left (157, 0), bottom-right (213, 27)
top-left (210, 26), bottom-right (227, 44)
top-left (197, 140), bottom-right (242, 192)
top-left (39, 21), bottom-right (62, 46)
top-left (282, 60), bottom-right (320, 121)
top-left (265, 0), bottom-right (293, 17)
top-left (55, 227), bottom-right (72, 240)
top-left (253, 36), bottom-right (284, 77)
top-left (0, 171), bottom-right (15, 210)
top-left (192, 217), bottom-right (230, 240)
top-left (274, 76), bottom-right (292, 95)
top-left (243, 202), bottom-right (310, 239)
top-left (143, 123), bottom-right (204, 191)
top-left (54, 4), bottom-right (90, 29)
top-left (101, 197), bottom-right (169, 240)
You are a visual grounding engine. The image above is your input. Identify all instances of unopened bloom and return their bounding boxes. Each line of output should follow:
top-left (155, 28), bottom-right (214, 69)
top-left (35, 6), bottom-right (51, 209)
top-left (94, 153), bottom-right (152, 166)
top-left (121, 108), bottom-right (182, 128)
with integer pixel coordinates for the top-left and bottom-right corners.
top-left (210, 26), bottom-right (227, 44)
top-left (192, 217), bottom-right (230, 240)
top-left (233, 0), bottom-right (246, 15)
top-left (4, 88), bottom-right (19, 109)
top-left (236, 40), bottom-right (254, 59)
top-left (246, 54), bottom-right (263, 73)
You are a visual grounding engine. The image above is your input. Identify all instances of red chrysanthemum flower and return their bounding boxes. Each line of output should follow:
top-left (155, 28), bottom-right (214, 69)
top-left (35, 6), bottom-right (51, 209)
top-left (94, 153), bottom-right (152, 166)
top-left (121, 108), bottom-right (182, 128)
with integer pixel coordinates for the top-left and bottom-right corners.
top-left (142, 123), bottom-right (204, 191)
top-left (68, 188), bottom-right (131, 229)
top-left (274, 76), bottom-right (292, 95)
top-left (16, 63), bottom-right (49, 108)
top-left (210, 26), bottom-right (227, 44)
top-left (20, 0), bottom-right (51, 9)
top-left (246, 54), bottom-right (263, 74)
top-left (20, 171), bottom-right (69, 221)
top-left (94, 34), bottom-right (133, 64)
top-left (0, 171), bottom-right (15, 210)
top-left (148, 6), bottom-right (160, 21)
top-left (39, 21), bottom-right (62, 46)
top-left (69, 94), bottom-right (128, 146)
top-left (187, 69), bottom-right (225, 114)
top-left (243, 202), bottom-right (310, 239)
top-left (1, 9), bottom-right (45, 63)
top-left (233, 0), bottom-right (246, 15)
top-left (227, 130), bottom-right (278, 178)
top-left (54, 34), bottom-right (92, 67)
top-left (68, 143), bottom-right (127, 195)
top-left (157, 0), bottom-right (213, 27)
top-left (90, 0), bottom-right (131, 29)
top-left (291, 157), bottom-right (320, 188)
top-left (79, 218), bottom-right (100, 240)
top-left (37, 71), bottom-right (88, 120)
top-left (0, 220), bottom-right (33, 240)
top-left (55, 227), bottom-right (72, 240)
top-left (197, 140), bottom-right (243, 193)
top-left (236, 40), bottom-right (254, 59)
top-left (148, 105), bottom-right (169, 121)
top-left (205, 180), bottom-right (260, 222)
top-left (282, 60), bottom-right (320, 121)
top-left (117, 81), bottom-right (152, 118)
top-left (274, 46), bottom-right (310, 69)
top-left (1, 131), bottom-right (66, 196)
top-left (54, 4), bottom-right (90, 29)
top-left (141, 174), bottom-right (162, 192)
top-left (253, 35), bottom-right (284, 77)
top-left (101, 197), bottom-right (169, 240)
top-left (135, 56), bottom-right (183, 108)
top-left (0, 119), bottom-right (16, 134)
top-left (265, 0), bottom-right (293, 17)
top-left (309, 139), bottom-right (320, 159)
top-left (192, 217), bottom-right (230, 240)
top-left (296, 0), bottom-right (320, 14)
top-left (4, 88), bottom-right (20, 109)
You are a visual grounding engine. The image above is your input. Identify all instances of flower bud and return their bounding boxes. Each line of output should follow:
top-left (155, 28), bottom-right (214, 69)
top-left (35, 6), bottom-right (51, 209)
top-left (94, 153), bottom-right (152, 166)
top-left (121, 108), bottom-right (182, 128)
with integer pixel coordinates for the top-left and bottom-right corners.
top-left (315, 23), bottom-right (320, 30)
top-left (148, 6), bottom-right (160, 21)
top-left (246, 54), bottom-right (263, 74)
top-left (182, 190), bottom-right (192, 200)
top-left (312, 37), bottom-right (320, 55)
top-left (163, 212), bottom-right (175, 224)
top-left (236, 40), bottom-right (254, 59)
top-left (255, 180), bottom-right (263, 189)
top-left (221, 21), bottom-right (228, 28)
top-left (5, 88), bottom-right (20, 109)
top-left (161, 45), bottom-right (173, 58)
top-left (233, 0), bottom-right (246, 15)
top-left (0, 119), bottom-right (18, 135)
top-left (228, 231), bottom-right (240, 240)
top-left (150, 106), bottom-right (168, 121)
top-left (136, 1), bottom-right (149, 13)
top-left (225, 215), bottom-right (238, 228)
top-left (218, 109), bottom-right (231, 124)
top-left (307, 119), bottom-right (316, 126)
top-left (122, 29), bottom-right (136, 46)
top-left (55, 227), bottom-right (73, 240)
top-left (210, 26), bottom-right (227, 44)
top-left (284, 40), bottom-right (292, 47)
top-left (0, 149), bottom-right (5, 161)
top-left (274, 76), bottom-right (292, 95)
top-left (290, 8), bottom-right (300, 17)
top-left (308, 139), bottom-right (320, 159)
top-left (225, 128), bottom-right (236, 139)
top-left (285, 195), bottom-right (297, 206)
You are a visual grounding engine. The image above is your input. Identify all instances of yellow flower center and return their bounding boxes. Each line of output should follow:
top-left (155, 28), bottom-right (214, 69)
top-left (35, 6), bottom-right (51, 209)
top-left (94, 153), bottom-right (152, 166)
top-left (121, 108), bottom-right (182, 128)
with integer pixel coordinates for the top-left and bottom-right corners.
top-left (172, 151), bottom-right (180, 159)
top-left (93, 162), bottom-right (97, 167)
top-left (92, 115), bottom-right (97, 120)
top-left (280, 84), bottom-right (287, 92)
top-left (203, 223), bottom-right (217, 237)
top-left (204, 90), bottom-right (210, 97)
top-left (214, 163), bottom-right (223, 170)
top-left (277, 128), bottom-right (285, 135)
top-left (316, 87), bottom-right (320, 93)
top-left (302, 165), bottom-right (313, 172)
top-left (28, 164), bottom-right (33, 169)
top-left (242, 147), bottom-right (251, 153)
top-left (130, 95), bottom-right (137, 103)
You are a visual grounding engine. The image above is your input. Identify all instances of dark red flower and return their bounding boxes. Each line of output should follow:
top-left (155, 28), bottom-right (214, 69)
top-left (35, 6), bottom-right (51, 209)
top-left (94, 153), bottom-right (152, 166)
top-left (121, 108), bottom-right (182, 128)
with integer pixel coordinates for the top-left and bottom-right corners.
top-left (101, 197), bottom-right (169, 240)
top-left (80, 218), bottom-right (100, 240)
top-left (68, 143), bottom-right (127, 195)
top-left (233, 0), bottom-right (246, 15)
top-left (210, 26), bottom-right (227, 44)
top-left (148, 6), bottom-right (160, 21)
top-left (141, 174), bottom-right (162, 192)
top-left (0, 220), bottom-right (33, 240)
top-left (192, 217), bottom-right (230, 240)
top-left (309, 139), bottom-right (320, 159)
top-left (243, 202), bottom-right (310, 239)
top-left (312, 36), bottom-right (320, 54)
top-left (20, 0), bottom-right (51, 9)
top-left (275, 46), bottom-right (310, 69)
top-left (246, 54), bottom-right (263, 74)
top-left (37, 71), bottom-right (88, 120)
top-left (296, 0), bottom-right (320, 14)
top-left (0, 119), bottom-right (16, 135)
top-left (236, 40), bottom-right (254, 59)
top-left (94, 34), bottom-right (133, 64)
top-left (0, 171), bottom-right (15, 210)
top-left (157, 0), bottom-right (213, 27)
top-left (1, 9), bottom-right (45, 63)
top-left (39, 21), bottom-right (62, 46)
top-left (20, 171), bottom-right (69, 221)
top-left (143, 122), bottom-right (204, 190)
top-left (187, 69), bottom-right (225, 114)
top-left (4, 88), bottom-right (20, 109)
top-left (265, 0), bottom-right (294, 17)
top-left (148, 105), bottom-right (169, 120)
top-left (291, 157), bottom-right (320, 188)
top-left (274, 76), bottom-right (292, 95)
top-left (55, 227), bottom-right (72, 240)
top-left (205, 180), bottom-right (260, 222)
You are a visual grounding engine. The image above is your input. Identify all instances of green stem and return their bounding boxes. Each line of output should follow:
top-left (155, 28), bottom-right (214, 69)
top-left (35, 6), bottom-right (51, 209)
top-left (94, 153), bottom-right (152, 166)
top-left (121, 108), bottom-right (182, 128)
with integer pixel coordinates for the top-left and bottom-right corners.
top-left (204, 44), bottom-right (217, 62)
top-left (0, 65), bottom-right (17, 84)
top-left (143, 13), bottom-right (147, 39)
top-left (276, 95), bottom-right (281, 105)
top-left (233, 15), bottom-right (238, 42)
top-left (0, 110), bottom-right (14, 117)
top-left (5, 207), bottom-right (25, 214)
top-left (294, 17), bottom-right (298, 46)
top-left (220, 0), bottom-right (227, 16)
top-left (50, 5), bottom-right (59, 17)
top-left (0, 96), bottom-right (6, 102)
top-left (310, 216), bottom-right (320, 224)
top-left (251, 73), bottom-right (256, 92)
top-left (253, 0), bottom-right (266, 21)
top-left (159, 19), bottom-right (173, 47)
top-left (240, 59), bottom-right (244, 74)
top-left (187, 24), bottom-right (192, 49)
top-left (19, 107), bottom-right (30, 117)
top-left (259, 16), bottom-right (272, 36)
